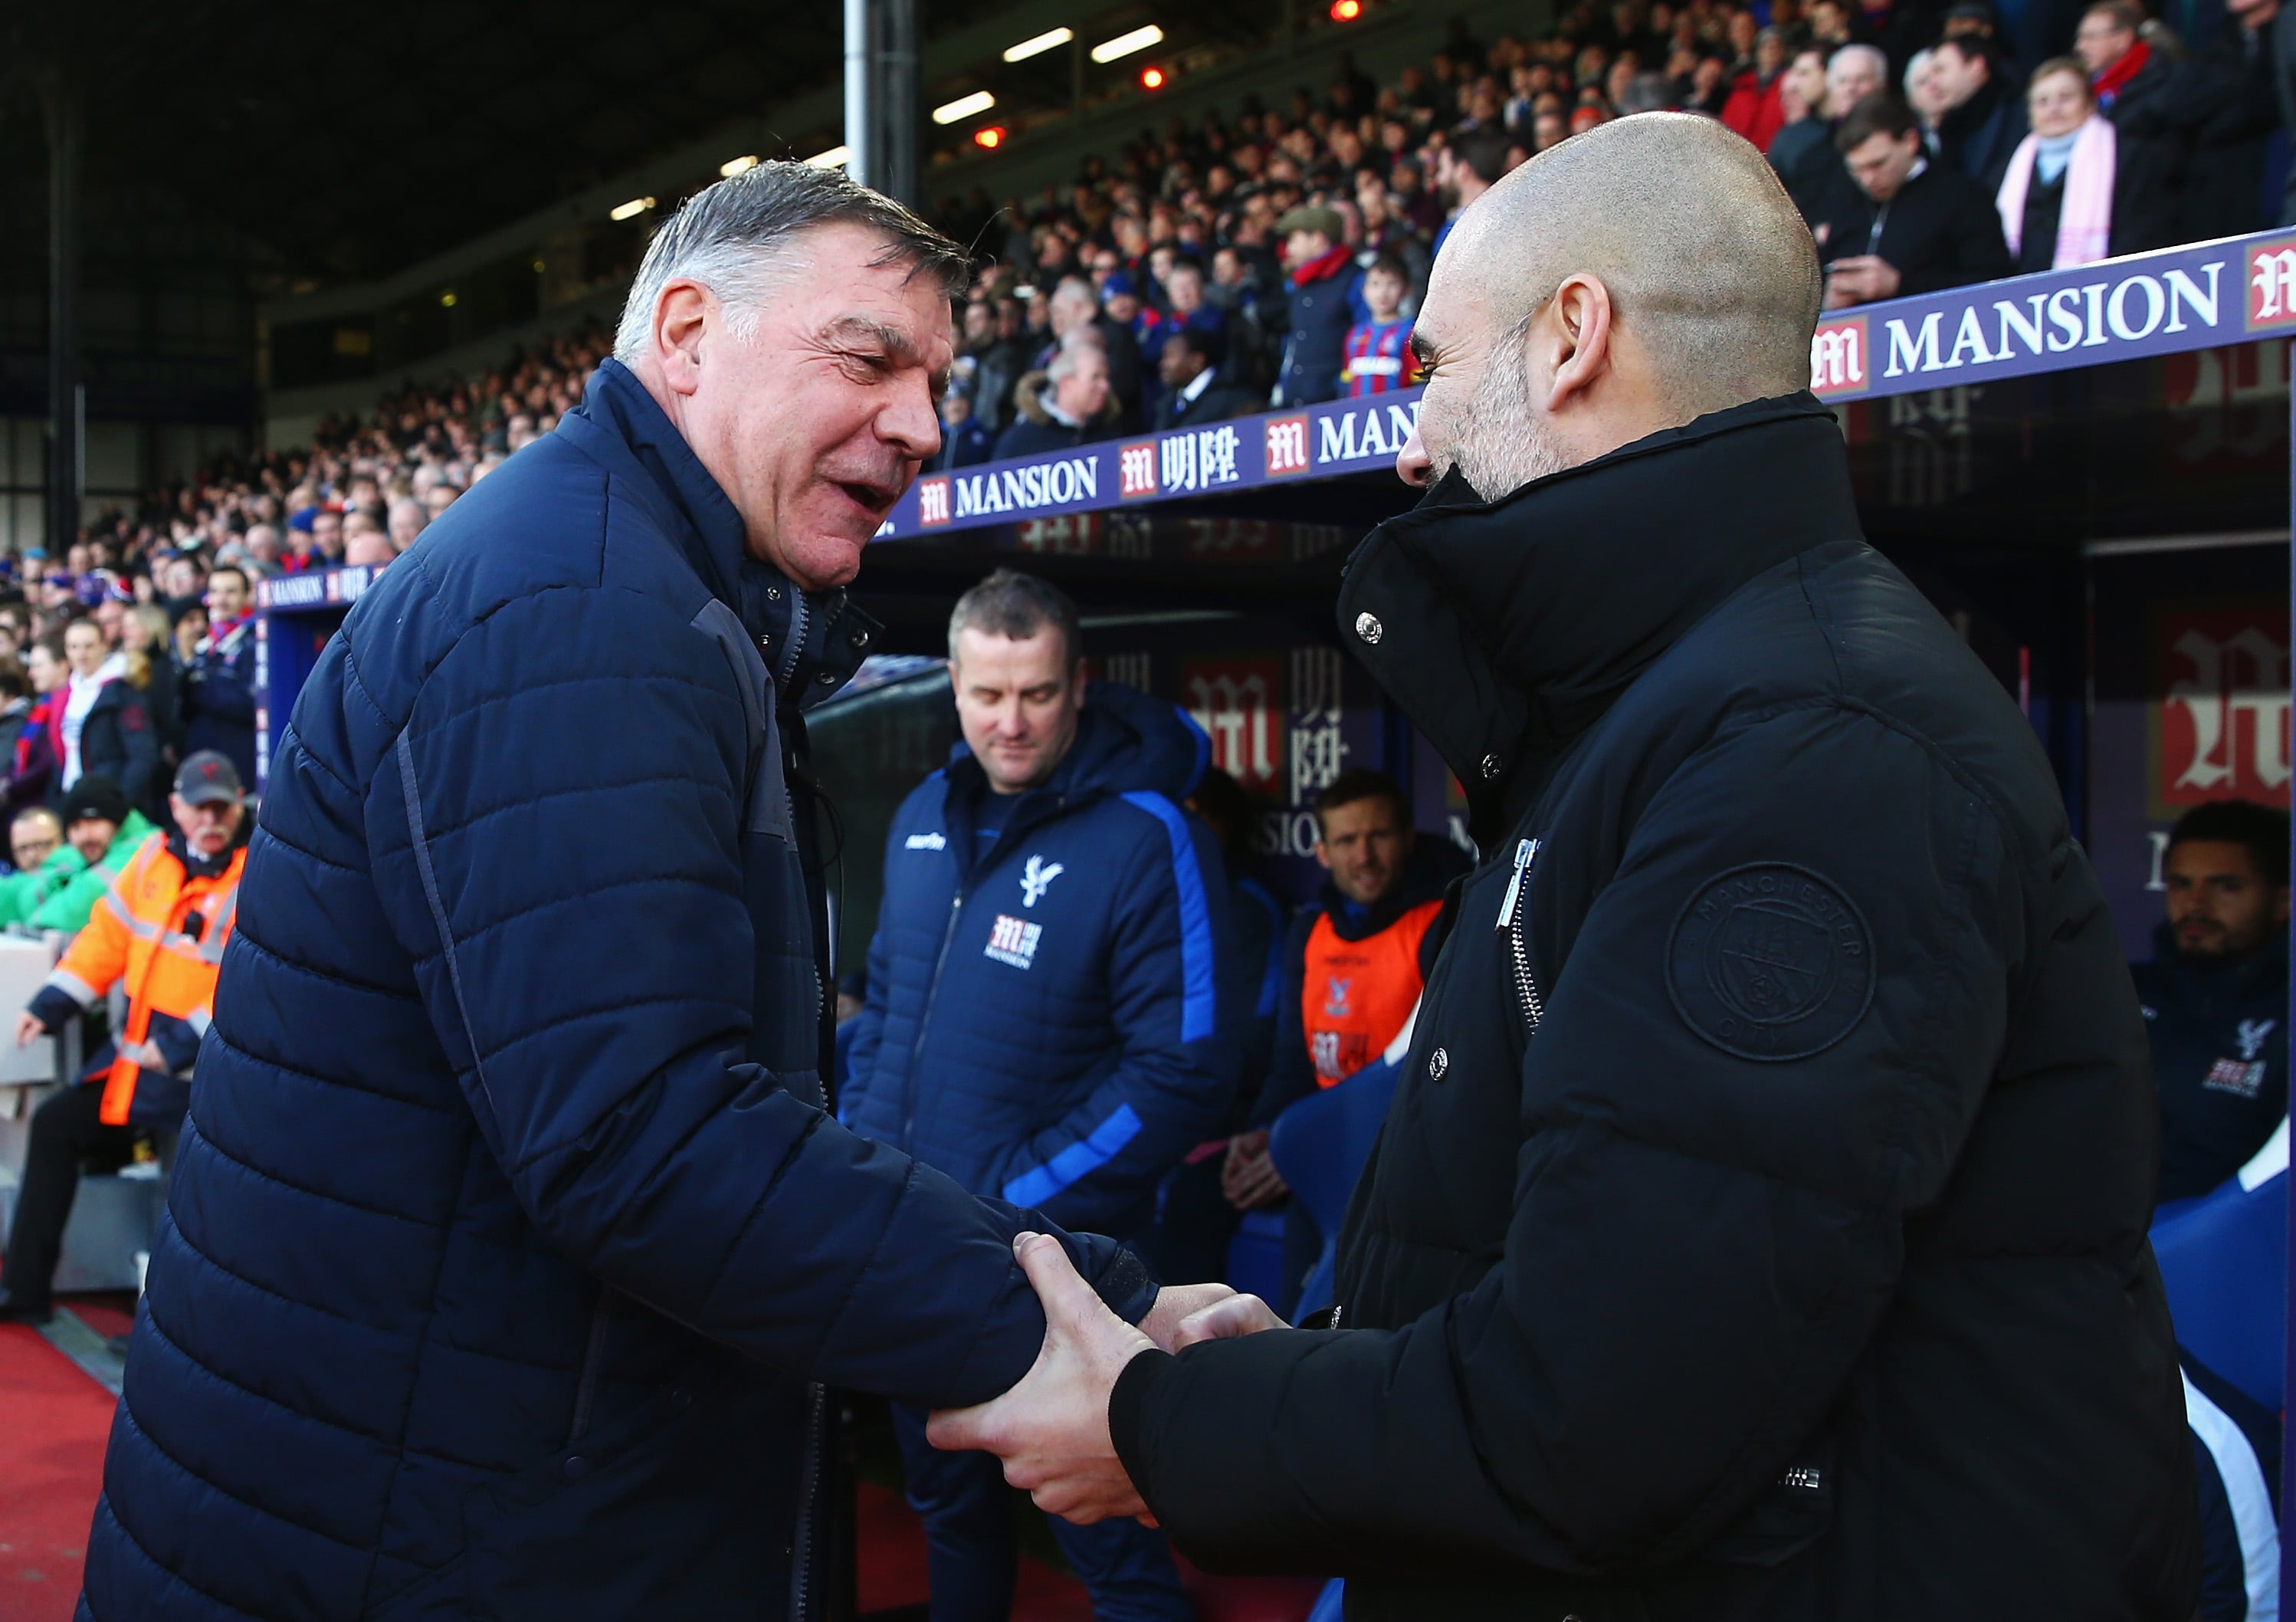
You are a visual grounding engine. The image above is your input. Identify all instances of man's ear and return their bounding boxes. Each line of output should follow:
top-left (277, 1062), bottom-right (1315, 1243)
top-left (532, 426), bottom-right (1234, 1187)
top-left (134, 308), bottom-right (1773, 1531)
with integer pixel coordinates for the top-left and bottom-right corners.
top-left (1543, 273), bottom-right (1615, 416)
top-left (654, 282), bottom-right (713, 399)
top-left (1312, 839), bottom-right (1334, 873)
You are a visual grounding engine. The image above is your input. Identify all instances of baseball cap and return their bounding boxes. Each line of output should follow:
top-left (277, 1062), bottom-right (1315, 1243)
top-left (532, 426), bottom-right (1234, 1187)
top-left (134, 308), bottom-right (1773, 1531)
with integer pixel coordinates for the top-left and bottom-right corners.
top-left (173, 750), bottom-right (244, 806)
top-left (1101, 271), bottom-right (1137, 300)
top-left (60, 775), bottom-right (130, 829)
top-left (1276, 204), bottom-right (1345, 241)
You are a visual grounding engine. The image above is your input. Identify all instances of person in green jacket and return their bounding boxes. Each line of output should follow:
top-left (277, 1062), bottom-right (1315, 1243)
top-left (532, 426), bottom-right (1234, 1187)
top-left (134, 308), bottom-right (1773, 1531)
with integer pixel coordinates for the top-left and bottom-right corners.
top-left (0, 806), bottom-right (70, 929)
top-left (9, 777), bottom-right (156, 937)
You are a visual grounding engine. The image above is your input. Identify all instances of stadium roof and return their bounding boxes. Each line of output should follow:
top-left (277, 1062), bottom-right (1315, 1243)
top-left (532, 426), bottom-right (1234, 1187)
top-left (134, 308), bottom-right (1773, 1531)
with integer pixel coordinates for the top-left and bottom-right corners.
top-left (0, 0), bottom-right (1045, 283)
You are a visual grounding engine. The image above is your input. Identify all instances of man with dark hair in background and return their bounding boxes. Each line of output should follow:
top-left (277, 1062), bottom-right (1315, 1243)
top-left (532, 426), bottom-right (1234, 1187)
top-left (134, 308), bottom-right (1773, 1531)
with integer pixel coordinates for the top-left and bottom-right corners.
top-left (841, 566), bottom-right (1235, 1622)
top-left (2134, 799), bottom-right (2291, 1203)
top-left (1822, 94), bottom-right (2012, 306)
top-left (1223, 770), bottom-right (1467, 1305)
top-left (1930, 35), bottom-right (2029, 190)
top-left (1432, 126), bottom-right (1513, 259)
top-left (1154, 328), bottom-right (1262, 430)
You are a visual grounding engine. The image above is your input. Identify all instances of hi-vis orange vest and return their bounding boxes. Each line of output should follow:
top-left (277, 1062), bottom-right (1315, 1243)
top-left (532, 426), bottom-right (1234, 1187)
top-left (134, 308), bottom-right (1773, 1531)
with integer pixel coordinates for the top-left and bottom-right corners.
top-left (45, 832), bottom-right (244, 1125)
top-left (1301, 898), bottom-right (1442, 1085)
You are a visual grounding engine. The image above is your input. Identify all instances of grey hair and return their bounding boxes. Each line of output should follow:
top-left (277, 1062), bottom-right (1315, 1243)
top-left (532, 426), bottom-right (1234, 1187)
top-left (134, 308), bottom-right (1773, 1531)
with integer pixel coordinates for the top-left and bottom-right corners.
top-left (948, 568), bottom-right (1081, 666)
top-left (612, 161), bottom-right (969, 363)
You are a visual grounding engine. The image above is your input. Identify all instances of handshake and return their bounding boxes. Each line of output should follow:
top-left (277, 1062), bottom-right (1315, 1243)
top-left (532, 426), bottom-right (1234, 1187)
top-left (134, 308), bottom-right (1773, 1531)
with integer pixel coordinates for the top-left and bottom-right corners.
top-left (925, 1232), bottom-right (1287, 1525)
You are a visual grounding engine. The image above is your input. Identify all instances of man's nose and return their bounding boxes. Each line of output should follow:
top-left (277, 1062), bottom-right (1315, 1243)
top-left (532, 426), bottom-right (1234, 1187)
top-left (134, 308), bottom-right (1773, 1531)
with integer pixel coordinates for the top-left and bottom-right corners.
top-left (880, 373), bottom-right (943, 464)
top-left (1396, 426), bottom-right (1433, 488)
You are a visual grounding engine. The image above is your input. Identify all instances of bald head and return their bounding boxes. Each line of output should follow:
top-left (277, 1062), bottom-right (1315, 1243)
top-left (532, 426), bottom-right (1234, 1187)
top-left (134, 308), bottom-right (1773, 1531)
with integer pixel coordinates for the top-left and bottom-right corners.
top-left (1402, 114), bottom-right (1820, 497)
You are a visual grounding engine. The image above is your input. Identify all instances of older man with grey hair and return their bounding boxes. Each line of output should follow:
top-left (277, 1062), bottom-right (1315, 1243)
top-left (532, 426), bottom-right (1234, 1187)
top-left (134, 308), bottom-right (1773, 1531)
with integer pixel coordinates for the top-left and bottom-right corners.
top-left (934, 112), bottom-right (2199, 1622)
top-left (78, 160), bottom-right (1227, 1622)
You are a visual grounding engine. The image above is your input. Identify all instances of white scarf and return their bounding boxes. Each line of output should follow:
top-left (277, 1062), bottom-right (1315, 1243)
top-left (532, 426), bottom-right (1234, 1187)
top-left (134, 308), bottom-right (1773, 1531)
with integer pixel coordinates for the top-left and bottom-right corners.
top-left (61, 651), bottom-right (128, 791)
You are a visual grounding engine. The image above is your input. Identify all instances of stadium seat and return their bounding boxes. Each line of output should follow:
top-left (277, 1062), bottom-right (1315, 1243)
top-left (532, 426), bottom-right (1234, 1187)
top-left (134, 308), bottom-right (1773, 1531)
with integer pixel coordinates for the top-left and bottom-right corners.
top-left (1226, 1209), bottom-right (1289, 1304)
top-left (1268, 1015), bottom-right (1410, 1320)
top-left (2150, 1118), bottom-right (2288, 1411)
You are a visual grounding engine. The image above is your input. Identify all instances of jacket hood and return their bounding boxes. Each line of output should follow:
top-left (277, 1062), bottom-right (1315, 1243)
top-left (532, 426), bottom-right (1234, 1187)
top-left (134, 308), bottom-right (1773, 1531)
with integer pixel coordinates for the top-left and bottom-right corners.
top-left (565, 359), bottom-right (880, 710)
top-left (1335, 391), bottom-right (1860, 844)
top-left (950, 679), bottom-right (1209, 809)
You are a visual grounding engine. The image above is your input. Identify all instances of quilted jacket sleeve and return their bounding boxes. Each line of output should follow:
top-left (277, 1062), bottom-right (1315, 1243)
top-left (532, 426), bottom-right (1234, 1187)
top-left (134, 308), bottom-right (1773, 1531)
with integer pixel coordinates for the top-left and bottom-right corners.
top-left (985, 793), bottom-right (1241, 1233)
top-left (1110, 705), bottom-right (2023, 1575)
top-left (372, 583), bottom-right (1146, 1410)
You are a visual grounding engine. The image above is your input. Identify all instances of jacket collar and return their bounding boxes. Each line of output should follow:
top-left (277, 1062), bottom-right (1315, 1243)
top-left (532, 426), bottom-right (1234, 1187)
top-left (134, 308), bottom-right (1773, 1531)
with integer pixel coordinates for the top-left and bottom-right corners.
top-left (1335, 392), bottom-right (1861, 845)
top-left (566, 359), bottom-right (878, 708)
top-left (2148, 921), bottom-right (2291, 999)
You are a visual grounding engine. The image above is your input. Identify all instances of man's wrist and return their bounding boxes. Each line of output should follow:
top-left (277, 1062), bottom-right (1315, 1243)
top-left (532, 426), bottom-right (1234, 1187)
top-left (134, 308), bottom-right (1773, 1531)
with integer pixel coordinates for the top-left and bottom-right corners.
top-left (1107, 1344), bottom-right (1170, 1504)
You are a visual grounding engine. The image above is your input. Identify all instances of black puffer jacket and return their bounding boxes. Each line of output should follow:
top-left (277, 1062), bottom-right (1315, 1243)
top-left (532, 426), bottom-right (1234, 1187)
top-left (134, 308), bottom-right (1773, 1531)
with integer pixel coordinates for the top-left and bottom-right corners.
top-left (1109, 395), bottom-right (2199, 1622)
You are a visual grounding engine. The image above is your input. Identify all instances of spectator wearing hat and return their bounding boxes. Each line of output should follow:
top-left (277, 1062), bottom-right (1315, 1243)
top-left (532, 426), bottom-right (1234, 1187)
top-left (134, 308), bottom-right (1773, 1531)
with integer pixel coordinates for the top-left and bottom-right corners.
top-left (4, 774), bottom-right (160, 936)
top-left (0, 750), bottom-right (250, 1326)
top-left (1274, 204), bottom-right (1363, 407)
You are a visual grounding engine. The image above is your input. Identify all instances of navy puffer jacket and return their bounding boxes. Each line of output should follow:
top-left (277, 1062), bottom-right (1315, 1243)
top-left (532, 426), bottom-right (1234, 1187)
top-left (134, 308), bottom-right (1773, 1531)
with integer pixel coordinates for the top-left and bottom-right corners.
top-left (842, 685), bottom-right (1241, 1239)
top-left (79, 359), bottom-right (1153, 1622)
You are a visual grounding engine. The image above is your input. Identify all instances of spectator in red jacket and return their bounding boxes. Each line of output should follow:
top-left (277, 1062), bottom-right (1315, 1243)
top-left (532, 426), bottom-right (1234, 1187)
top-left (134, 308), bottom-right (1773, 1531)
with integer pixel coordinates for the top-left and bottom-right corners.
top-left (1723, 27), bottom-right (1795, 150)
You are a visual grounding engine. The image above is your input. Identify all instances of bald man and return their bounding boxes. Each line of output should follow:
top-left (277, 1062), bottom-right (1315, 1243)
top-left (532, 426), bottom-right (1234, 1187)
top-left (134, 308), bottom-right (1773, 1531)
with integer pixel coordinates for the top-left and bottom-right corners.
top-left (933, 114), bottom-right (2199, 1622)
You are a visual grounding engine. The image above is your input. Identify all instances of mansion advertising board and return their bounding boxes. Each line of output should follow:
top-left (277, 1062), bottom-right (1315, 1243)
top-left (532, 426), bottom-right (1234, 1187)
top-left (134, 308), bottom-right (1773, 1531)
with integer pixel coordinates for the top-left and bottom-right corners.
top-left (871, 231), bottom-right (2296, 540)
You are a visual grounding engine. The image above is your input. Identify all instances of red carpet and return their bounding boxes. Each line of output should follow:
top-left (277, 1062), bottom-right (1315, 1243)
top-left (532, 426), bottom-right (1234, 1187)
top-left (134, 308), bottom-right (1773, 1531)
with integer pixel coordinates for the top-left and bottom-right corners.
top-left (0, 1322), bottom-right (114, 1622)
top-left (0, 1332), bottom-right (1319, 1622)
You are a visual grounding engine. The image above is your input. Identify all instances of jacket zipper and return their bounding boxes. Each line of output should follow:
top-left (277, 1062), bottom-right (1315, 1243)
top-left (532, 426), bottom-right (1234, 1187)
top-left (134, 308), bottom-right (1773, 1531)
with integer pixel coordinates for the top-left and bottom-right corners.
top-left (566, 1291), bottom-right (612, 1443)
top-left (899, 892), bottom-right (966, 1152)
top-left (777, 592), bottom-right (812, 688)
top-left (786, 1379), bottom-right (828, 1621)
top-left (1497, 839), bottom-right (1544, 1035)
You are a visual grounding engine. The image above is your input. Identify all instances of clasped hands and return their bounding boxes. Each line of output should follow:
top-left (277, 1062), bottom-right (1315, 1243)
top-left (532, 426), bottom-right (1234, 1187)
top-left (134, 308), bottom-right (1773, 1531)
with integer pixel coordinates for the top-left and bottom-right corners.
top-left (926, 1232), bottom-right (1285, 1525)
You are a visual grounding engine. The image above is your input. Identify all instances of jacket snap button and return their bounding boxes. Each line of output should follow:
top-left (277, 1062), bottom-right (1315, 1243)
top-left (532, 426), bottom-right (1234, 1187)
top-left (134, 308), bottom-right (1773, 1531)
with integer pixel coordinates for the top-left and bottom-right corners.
top-left (1353, 611), bottom-right (1383, 645)
top-left (1428, 1046), bottom-right (1448, 1081)
top-left (563, 1456), bottom-right (589, 1481)
top-left (851, 629), bottom-right (870, 649)
top-left (1479, 753), bottom-right (1502, 780)
top-left (815, 670), bottom-right (837, 685)
top-left (766, 586), bottom-right (782, 601)
top-left (756, 632), bottom-right (772, 650)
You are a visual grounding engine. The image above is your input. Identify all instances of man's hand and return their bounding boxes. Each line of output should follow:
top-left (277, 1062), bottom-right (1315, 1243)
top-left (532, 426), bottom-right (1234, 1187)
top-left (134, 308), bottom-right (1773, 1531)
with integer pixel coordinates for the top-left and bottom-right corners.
top-left (928, 1232), bottom-right (1159, 1525)
top-left (120, 1039), bottom-right (165, 1069)
top-left (1821, 255), bottom-right (1901, 310)
top-left (1141, 1281), bottom-right (1237, 1352)
top-left (1222, 1129), bottom-right (1289, 1210)
top-left (14, 1011), bottom-right (44, 1049)
top-left (1169, 1292), bottom-right (1288, 1349)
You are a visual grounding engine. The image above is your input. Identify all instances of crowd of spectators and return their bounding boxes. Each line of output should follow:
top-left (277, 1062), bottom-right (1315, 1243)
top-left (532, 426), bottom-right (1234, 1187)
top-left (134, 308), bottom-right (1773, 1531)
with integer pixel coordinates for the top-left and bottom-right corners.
top-left (923, 0), bottom-right (2294, 463)
top-left (0, 328), bottom-right (614, 842)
